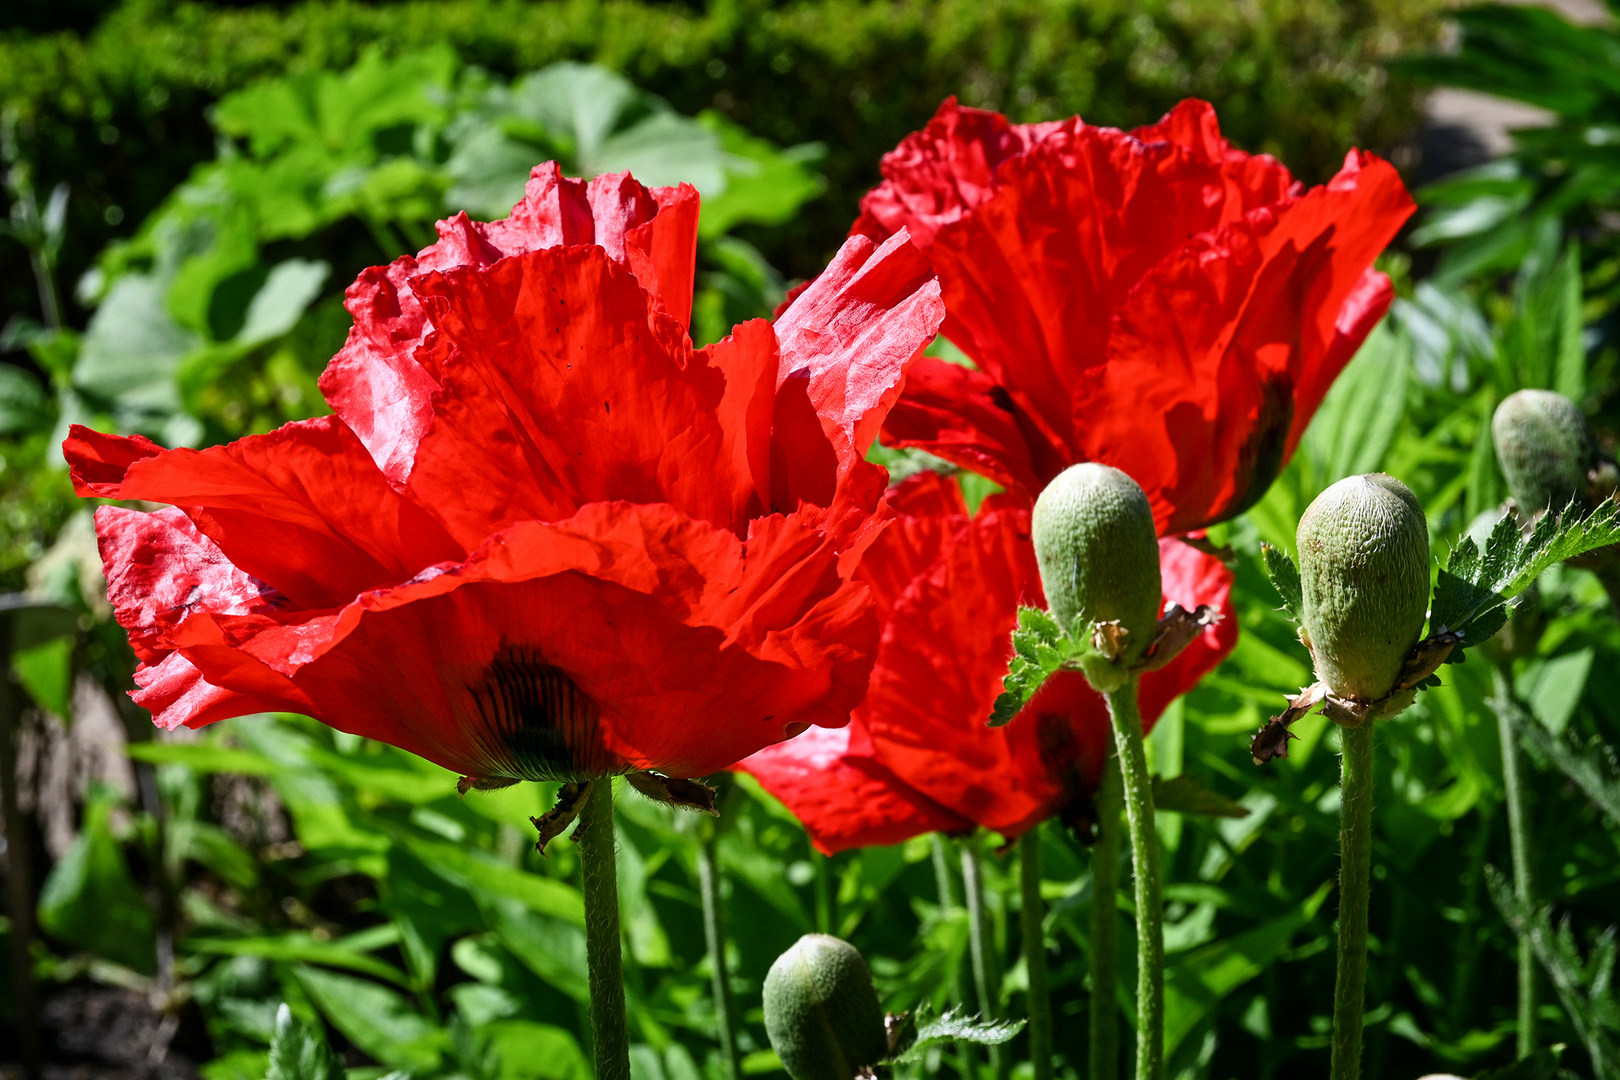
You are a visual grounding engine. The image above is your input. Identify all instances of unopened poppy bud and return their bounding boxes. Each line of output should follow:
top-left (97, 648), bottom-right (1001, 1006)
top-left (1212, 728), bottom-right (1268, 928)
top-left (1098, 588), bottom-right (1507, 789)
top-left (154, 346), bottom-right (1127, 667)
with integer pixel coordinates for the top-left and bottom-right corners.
top-left (1031, 463), bottom-right (1161, 664)
top-left (1493, 389), bottom-right (1599, 514)
top-left (763, 934), bottom-right (888, 1080)
top-left (1297, 474), bottom-right (1430, 703)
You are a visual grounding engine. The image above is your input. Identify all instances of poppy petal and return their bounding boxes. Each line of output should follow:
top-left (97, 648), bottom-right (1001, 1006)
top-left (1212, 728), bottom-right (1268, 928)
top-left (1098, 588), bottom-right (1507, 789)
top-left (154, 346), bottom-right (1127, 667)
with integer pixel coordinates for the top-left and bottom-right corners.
top-left (738, 724), bottom-right (973, 855)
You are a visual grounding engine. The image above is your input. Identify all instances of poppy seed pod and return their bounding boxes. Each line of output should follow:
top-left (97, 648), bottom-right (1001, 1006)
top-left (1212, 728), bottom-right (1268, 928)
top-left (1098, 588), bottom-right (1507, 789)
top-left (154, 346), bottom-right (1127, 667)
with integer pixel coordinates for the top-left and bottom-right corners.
top-left (1493, 389), bottom-right (1599, 514)
top-left (763, 934), bottom-right (889, 1080)
top-left (1032, 463), bottom-right (1162, 664)
top-left (1297, 474), bottom-right (1430, 703)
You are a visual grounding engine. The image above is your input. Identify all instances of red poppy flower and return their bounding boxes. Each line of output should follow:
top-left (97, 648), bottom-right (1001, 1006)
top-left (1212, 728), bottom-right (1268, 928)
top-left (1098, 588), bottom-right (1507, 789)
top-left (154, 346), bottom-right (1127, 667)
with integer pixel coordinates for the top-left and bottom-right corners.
top-left (68, 165), bottom-right (945, 787)
top-left (740, 472), bottom-right (1236, 853)
top-left (855, 99), bottom-right (1416, 534)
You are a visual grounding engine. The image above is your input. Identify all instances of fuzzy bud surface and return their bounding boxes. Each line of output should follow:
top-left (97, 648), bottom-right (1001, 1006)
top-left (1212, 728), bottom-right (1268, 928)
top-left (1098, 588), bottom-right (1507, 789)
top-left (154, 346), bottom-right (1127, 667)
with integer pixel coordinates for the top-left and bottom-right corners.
top-left (1297, 474), bottom-right (1430, 703)
top-left (1031, 463), bottom-right (1162, 664)
top-left (763, 934), bottom-right (888, 1080)
top-left (1493, 389), bottom-right (1598, 514)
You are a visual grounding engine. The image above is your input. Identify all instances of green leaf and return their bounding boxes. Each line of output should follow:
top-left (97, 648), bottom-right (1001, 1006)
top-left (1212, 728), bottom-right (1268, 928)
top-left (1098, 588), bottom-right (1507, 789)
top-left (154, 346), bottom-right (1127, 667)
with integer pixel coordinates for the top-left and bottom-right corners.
top-left (266, 1003), bottom-right (343, 1080)
top-left (1432, 498), bottom-right (1620, 654)
top-left (478, 1020), bottom-right (590, 1080)
top-left (989, 606), bottom-right (1086, 726)
top-left (125, 740), bottom-right (280, 776)
top-left (1163, 882), bottom-right (1331, 1059)
top-left (1259, 544), bottom-right (1302, 621)
top-left (0, 363), bottom-right (51, 434)
top-left (36, 789), bottom-right (157, 973)
top-left (1487, 869), bottom-right (1620, 1076)
top-left (1151, 775), bottom-right (1252, 819)
top-left (295, 964), bottom-right (445, 1071)
top-left (889, 1008), bottom-right (1025, 1063)
top-left (12, 633), bottom-right (73, 717)
top-left (187, 933), bottom-right (413, 987)
top-left (1503, 695), bottom-right (1620, 827)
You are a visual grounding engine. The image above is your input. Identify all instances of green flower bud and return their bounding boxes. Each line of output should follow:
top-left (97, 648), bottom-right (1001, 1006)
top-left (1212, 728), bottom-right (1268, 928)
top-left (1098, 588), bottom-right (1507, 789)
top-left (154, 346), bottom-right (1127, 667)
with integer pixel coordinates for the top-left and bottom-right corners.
top-left (763, 934), bottom-right (888, 1080)
top-left (1493, 389), bottom-right (1598, 514)
top-left (1031, 463), bottom-right (1162, 665)
top-left (1297, 474), bottom-right (1430, 703)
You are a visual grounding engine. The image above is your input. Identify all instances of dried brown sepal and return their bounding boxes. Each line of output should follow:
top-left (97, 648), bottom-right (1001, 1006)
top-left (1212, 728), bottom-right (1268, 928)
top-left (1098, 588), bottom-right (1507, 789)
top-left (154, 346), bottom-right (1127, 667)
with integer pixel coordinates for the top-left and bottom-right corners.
top-left (1250, 683), bottom-right (1327, 764)
top-left (529, 781), bottom-right (591, 854)
top-left (626, 771), bottom-right (720, 814)
top-left (885, 1010), bottom-right (915, 1057)
top-left (458, 774), bottom-right (520, 796)
top-left (1091, 620), bottom-right (1129, 661)
top-left (1396, 629), bottom-right (1463, 690)
top-left (1140, 603), bottom-right (1220, 672)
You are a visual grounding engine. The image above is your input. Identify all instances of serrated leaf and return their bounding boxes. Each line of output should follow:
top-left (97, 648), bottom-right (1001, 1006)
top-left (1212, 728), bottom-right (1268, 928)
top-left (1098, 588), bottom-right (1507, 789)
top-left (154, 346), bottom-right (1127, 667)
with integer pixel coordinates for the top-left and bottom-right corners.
top-left (889, 1008), bottom-right (1024, 1063)
top-left (1150, 775), bottom-right (1251, 819)
top-left (989, 606), bottom-right (1086, 726)
top-left (266, 1003), bottom-right (343, 1080)
top-left (1503, 695), bottom-right (1620, 827)
top-left (1260, 544), bottom-right (1302, 621)
top-left (1432, 498), bottom-right (1620, 655)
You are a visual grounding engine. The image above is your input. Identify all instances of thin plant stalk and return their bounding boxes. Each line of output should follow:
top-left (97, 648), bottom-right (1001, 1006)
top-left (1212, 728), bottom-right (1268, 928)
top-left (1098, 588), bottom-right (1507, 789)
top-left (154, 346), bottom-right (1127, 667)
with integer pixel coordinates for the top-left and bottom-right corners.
top-left (1331, 723), bottom-right (1375, 1080)
top-left (931, 835), bottom-right (977, 1077)
top-left (698, 832), bottom-right (740, 1080)
top-left (1490, 666), bottom-right (1537, 1058)
top-left (1105, 680), bottom-right (1163, 1080)
top-left (962, 838), bottom-right (1009, 1080)
top-left (1090, 757), bottom-right (1123, 1080)
top-left (578, 778), bottom-right (631, 1080)
top-left (1020, 826), bottom-right (1053, 1080)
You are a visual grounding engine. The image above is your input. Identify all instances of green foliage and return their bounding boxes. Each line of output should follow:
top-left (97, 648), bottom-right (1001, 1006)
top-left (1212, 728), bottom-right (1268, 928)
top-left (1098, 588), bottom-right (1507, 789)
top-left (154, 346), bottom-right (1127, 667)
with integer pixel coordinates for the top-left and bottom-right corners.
top-left (1433, 500), bottom-right (1620, 653)
top-left (989, 607), bottom-right (1088, 726)
top-left (1488, 869), bottom-right (1620, 1078)
top-left (35, 787), bottom-right (158, 973)
top-left (889, 1008), bottom-right (1024, 1063)
top-left (1260, 544), bottom-right (1303, 621)
top-left (266, 1004), bottom-right (343, 1080)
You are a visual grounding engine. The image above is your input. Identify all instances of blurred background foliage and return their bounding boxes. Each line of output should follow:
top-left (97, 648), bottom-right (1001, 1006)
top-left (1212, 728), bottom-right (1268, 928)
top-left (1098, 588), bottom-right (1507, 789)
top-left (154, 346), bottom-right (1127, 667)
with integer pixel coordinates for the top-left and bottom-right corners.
top-left (7, 1), bottom-right (1620, 1080)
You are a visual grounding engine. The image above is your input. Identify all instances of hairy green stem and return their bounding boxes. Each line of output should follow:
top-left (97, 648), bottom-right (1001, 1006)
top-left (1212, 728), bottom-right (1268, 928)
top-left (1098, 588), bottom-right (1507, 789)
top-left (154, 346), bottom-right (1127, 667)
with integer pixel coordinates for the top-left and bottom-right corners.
top-left (1020, 827), bottom-right (1053, 1080)
top-left (1490, 667), bottom-right (1537, 1058)
top-left (698, 833), bottom-right (740, 1080)
top-left (1331, 724), bottom-right (1375, 1080)
top-left (1090, 757), bottom-right (1122, 1080)
top-left (962, 839), bottom-right (1009, 1080)
top-left (578, 778), bottom-right (631, 1080)
top-left (1106, 681), bottom-right (1162, 1080)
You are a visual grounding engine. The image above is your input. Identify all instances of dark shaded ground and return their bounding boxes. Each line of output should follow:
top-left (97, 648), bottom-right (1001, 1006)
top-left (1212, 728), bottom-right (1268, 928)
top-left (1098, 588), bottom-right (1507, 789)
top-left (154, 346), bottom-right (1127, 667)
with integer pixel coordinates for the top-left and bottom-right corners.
top-left (2, 985), bottom-right (206, 1080)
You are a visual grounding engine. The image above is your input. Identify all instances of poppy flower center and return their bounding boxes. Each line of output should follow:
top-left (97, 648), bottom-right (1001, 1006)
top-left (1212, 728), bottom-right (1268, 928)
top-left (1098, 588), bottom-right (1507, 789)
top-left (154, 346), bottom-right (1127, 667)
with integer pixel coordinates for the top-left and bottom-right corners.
top-left (469, 648), bottom-right (618, 782)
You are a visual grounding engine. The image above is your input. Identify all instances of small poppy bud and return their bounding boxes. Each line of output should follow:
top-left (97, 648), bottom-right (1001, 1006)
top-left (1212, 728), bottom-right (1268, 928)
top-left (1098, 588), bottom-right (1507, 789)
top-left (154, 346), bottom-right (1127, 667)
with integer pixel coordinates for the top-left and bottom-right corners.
top-left (1031, 463), bottom-right (1162, 665)
top-left (763, 934), bottom-right (888, 1080)
top-left (1297, 474), bottom-right (1430, 703)
top-left (1493, 389), bottom-right (1599, 514)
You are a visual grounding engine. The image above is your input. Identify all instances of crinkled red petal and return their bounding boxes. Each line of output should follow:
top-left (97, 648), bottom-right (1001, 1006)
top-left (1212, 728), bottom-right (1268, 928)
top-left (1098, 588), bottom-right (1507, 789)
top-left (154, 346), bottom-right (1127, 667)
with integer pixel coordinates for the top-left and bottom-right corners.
top-left (160, 502), bottom-right (877, 781)
top-left (320, 163), bottom-right (698, 485)
top-left (67, 417), bottom-right (463, 610)
top-left (737, 723), bottom-right (973, 854)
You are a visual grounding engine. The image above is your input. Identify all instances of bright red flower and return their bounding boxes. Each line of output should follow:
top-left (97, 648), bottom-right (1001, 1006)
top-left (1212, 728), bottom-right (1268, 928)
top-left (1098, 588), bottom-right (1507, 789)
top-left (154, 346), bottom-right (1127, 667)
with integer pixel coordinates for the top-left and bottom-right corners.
top-left (740, 472), bottom-right (1236, 853)
top-left (855, 99), bottom-right (1416, 534)
top-left (68, 164), bottom-right (945, 787)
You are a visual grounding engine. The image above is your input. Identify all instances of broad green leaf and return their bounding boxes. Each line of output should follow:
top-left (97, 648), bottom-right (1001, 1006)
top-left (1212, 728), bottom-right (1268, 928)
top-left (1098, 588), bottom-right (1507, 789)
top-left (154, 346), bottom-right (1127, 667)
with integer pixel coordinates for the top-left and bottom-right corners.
top-left (1162, 882), bottom-right (1330, 1058)
top-left (235, 258), bottom-right (330, 345)
top-left (0, 363), bottom-right (51, 434)
top-left (295, 964), bottom-right (445, 1071)
top-left (12, 633), bottom-right (73, 717)
top-left (1151, 775), bottom-right (1251, 819)
top-left (1301, 318), bottom-right (1409, 483)
top-left (1516, 648), bottom-right (1594, 736)
top-left (266, 1003), bottom-right (343, 1080)
top-left (187, 933), bottom-right (412, 987)
top-left (36, 790), bottom-right (157, 973)
top-left (1259, 544), bottom-right (1302, 622)
top-left (696, 111), bottom-right (826, 238)
top-left (480, 1020), bottom-right (590, 1080)
top-left (126, 741), bottom-right (279, 776)
top-left (396, 832), bottom-right (583, 925)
